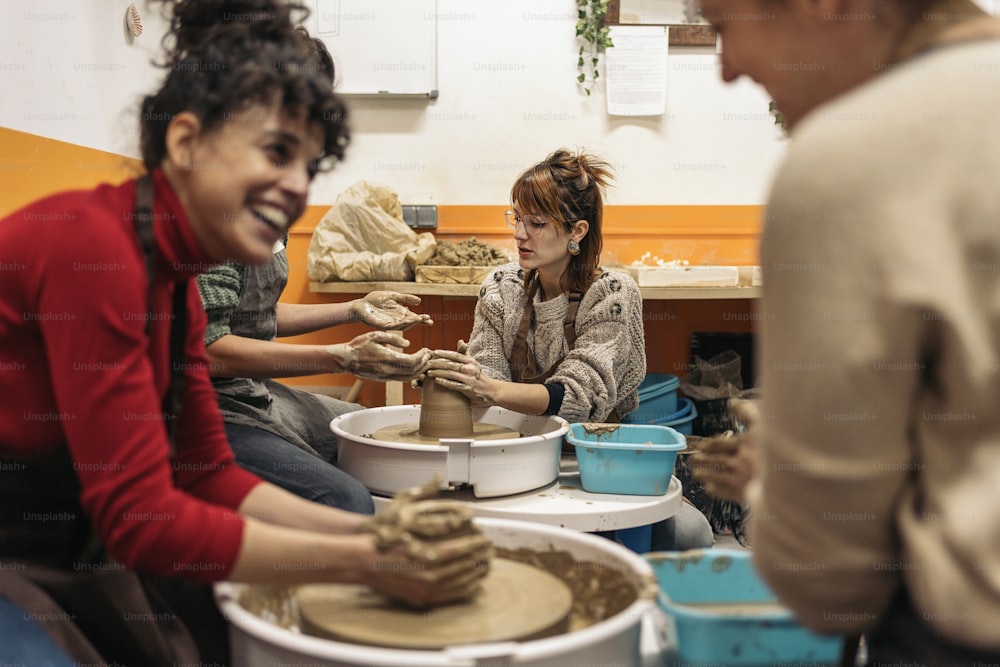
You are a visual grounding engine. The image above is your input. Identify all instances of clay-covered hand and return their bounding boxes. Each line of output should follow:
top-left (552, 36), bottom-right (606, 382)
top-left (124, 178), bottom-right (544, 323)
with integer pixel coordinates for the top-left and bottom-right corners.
top-left (350, 291), bottom-right (434, 331)
top-left (425, 347), bottom-right (492, 404)
top-left (327, 331), bottom-right (431, 381)
top-left (410, 340), bottom-right (469, 389)
top-left (358, 478), bottom-right (493, 607)
top-left (687, 399), bottom-right (760, 504)
top-left (727, 398), bottom-right (760, 433)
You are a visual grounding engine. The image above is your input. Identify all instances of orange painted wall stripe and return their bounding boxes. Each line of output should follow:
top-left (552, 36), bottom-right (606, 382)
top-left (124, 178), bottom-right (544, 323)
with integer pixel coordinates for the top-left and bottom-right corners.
top-left (0, 127), bottom-right (140, 217)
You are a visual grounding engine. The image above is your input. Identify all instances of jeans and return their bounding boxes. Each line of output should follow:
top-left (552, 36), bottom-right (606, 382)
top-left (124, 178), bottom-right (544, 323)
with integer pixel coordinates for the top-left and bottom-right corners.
top-left (650, 501), bottom-right (715, 551)
top-left (0, 596), bottom-right (75, 667)
top-left (598, 502), bottom-right (715, 552)
top-left (224, 422), bottom-right (374, 515)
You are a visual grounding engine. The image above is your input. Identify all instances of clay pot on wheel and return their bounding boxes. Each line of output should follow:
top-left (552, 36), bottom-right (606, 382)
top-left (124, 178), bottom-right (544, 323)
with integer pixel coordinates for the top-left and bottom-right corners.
top-left (418, 377), bottom-right (474, 438)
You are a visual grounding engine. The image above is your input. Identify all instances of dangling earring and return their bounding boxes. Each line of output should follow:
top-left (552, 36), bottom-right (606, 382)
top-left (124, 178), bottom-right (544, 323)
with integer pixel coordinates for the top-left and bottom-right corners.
top-left (567, 239), bottom-right (581, 256)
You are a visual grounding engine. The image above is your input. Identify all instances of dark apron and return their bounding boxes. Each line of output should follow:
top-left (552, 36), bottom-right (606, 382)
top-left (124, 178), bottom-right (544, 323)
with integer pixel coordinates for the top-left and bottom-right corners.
top-left (508, 275), bottom-right (620, 423)
top-left (209, 248), bottom-right (359, 462)
top-left (0, 177), bottom-right (227, 666)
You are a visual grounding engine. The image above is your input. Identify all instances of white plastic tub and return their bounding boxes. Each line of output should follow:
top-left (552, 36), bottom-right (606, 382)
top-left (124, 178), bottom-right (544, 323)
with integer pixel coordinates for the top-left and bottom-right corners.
top-left (216, 518), bottom-right (657, 667)
top-left (332, 406), bottom-right (568, 498)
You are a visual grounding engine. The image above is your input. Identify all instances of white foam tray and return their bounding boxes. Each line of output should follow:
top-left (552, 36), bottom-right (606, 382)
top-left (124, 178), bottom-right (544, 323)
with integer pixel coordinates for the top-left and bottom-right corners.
top-left (627, 265), bottom-right (741, 287)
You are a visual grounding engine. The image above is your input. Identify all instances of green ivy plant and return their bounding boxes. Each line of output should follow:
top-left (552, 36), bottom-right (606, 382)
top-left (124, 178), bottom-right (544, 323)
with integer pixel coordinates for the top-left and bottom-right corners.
top-left (769, 100), bottom-right (789, 136)
top-left (576, 0), bottom-right (613, 95)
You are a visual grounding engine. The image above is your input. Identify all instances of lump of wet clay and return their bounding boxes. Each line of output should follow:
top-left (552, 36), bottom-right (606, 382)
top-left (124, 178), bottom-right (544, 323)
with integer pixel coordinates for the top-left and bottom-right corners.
top-left (357, 479), bottom-right (493, 608)
top-left (425, 238), bottom-right (510, 267)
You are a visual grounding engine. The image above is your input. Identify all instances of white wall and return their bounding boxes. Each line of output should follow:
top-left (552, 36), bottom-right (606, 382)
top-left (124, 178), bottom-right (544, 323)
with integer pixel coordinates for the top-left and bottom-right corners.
top-left (0, 0), bottom-right (787, 206)
top-left (0, 1), bottom-right (165, 158)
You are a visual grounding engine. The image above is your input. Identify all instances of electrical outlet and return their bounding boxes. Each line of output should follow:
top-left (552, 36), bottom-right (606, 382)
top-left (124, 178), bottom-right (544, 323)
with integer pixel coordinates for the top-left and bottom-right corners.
top-left (416, 204), bottom-right (437, 229)
top-left (401, 205), bottom-right (419, 228)
top-left (402, 204), bottom-right (437, 229)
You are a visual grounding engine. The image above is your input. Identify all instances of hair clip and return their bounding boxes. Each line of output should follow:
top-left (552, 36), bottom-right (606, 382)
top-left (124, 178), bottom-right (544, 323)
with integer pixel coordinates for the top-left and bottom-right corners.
top-left (125, 3), bottom-right (143, 37)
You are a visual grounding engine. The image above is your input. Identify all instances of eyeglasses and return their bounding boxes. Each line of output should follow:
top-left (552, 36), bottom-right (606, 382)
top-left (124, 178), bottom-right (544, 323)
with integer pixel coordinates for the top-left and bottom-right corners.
top-left (504, 210), bottom-right (552, 236)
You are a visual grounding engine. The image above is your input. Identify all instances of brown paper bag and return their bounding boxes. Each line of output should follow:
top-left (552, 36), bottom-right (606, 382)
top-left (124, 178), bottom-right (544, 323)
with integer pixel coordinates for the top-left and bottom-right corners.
top-left (307, 181), bottom-right (436, 282)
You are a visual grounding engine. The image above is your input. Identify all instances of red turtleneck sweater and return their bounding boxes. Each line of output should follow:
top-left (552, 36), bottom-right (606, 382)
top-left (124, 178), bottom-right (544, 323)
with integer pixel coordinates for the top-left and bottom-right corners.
top-left (0, 170), bottom-right (261, 582)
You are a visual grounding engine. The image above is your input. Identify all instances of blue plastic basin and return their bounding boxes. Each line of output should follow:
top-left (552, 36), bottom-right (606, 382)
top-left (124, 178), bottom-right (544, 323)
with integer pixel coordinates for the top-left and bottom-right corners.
top-left (629, 373), bottom-right (680, 423)
top-left (645, 549), bottom-right (844, 666)
top-left (625, 397), bottom-right (697, 435)
top-left (566, 423), bottom-right (685, 495)
top-left (661, 398), bottom-right (697, 435)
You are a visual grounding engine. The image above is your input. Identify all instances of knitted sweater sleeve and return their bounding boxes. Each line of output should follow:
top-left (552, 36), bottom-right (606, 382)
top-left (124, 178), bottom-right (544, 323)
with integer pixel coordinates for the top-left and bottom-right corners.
top-left (466, 265), bottom-right (520, 382)
top-left (467, 266), bottom-right (645, 422)
top-left (549, 271), bottom-right (645, 422)
top-left (196, 262), bottom-right (243, 346)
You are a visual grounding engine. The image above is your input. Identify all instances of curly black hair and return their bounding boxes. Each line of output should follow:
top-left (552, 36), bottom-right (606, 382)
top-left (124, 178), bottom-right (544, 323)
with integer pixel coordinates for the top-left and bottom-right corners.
top-left (140, 0), bottom-right (349, 173)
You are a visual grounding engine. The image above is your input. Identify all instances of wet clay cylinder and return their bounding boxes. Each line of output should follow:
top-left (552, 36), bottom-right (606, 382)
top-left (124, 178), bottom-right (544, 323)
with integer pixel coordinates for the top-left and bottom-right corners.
top-left (419, 377), bottom-right (474, 438)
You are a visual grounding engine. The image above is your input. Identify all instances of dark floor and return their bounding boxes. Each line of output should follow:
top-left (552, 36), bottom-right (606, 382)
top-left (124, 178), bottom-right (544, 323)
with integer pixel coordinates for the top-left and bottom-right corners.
top-left (713, 531), bottom-right (749, 549)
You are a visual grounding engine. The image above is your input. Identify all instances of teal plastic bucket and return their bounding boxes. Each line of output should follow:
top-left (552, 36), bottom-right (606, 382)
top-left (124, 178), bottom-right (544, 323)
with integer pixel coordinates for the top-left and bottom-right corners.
top-left (628, 373), bottom-right (680, 423)
top-left (625, 397), bottom-right (697, 435)
top-left (566, 423), bottom-right (685, 495)
top-left (645, 549), bottom-right (844, 666)
top-left (661, 398), bottom-right (697, 435)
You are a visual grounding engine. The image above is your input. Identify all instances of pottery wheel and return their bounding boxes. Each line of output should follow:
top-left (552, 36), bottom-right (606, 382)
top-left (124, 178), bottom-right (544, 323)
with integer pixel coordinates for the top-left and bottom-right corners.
top-left (296, 558), bottom-right (572, 649)
top-left (370, 421), bottom-right (521, 445)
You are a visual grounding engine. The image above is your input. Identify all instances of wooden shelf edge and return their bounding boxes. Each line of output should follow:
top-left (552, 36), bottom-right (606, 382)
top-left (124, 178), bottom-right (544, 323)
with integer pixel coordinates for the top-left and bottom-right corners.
top-left (310, 281), bottom-right (481, 297)
top-left (309, 282), bottom-right (760, 300)
top-left (604, 0), bottom-right (717, 46)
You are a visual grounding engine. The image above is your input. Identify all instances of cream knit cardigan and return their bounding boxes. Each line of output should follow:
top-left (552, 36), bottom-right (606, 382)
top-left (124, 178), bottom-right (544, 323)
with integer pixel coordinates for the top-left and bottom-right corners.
top-left (466, 263), bottom-right (645, 422)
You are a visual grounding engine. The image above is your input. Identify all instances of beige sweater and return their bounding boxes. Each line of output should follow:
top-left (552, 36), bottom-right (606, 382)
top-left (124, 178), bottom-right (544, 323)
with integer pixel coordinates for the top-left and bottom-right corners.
top-left (749, 40), bottom-right (1000, 649)
top-left (466, 263), bottom-right (645, 422)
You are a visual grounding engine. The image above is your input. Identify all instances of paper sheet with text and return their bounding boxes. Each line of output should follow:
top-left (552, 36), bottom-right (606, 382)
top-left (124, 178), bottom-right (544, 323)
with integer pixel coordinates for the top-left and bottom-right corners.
top-left (605, 25), bottom-right (669, 116)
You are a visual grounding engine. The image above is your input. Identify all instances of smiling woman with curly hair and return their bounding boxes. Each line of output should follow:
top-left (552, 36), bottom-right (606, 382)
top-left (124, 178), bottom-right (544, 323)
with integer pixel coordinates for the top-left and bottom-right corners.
top-left (0, 2), bottom-right (487, 664)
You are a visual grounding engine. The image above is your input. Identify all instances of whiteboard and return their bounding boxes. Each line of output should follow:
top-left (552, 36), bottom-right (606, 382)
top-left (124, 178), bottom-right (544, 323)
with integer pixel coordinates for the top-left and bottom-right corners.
top-left (304, 0), bottom-right (438, 97)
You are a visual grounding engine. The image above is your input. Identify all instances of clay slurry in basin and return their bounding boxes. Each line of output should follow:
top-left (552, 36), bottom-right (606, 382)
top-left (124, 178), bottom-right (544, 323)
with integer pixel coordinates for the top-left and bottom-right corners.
top-left (236, 546), bottom-right (643, 640)
top-left (496, 546), bottom-right (640, 632)
top-left (580, 422), bottom-right (655, 447)
top-left (580, 422), bottom-right (621, 437)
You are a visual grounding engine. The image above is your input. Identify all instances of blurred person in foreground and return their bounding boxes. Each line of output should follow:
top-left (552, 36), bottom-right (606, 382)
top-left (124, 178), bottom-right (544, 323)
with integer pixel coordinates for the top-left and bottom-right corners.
top-left (693, 0), bottom-right (1000, 663)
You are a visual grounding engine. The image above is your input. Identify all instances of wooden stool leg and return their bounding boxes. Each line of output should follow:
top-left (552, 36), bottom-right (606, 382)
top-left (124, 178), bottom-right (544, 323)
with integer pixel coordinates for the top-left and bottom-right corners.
top-left (344, 378), bottom-right (364, 404)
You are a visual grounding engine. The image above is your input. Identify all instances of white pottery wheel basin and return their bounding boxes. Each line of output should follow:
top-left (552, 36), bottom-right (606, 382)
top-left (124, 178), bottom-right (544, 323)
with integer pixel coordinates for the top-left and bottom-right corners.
top-left (332, 406), bottom-right (568, 498)
top-left (215, 517), bottom-right (658, 667)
